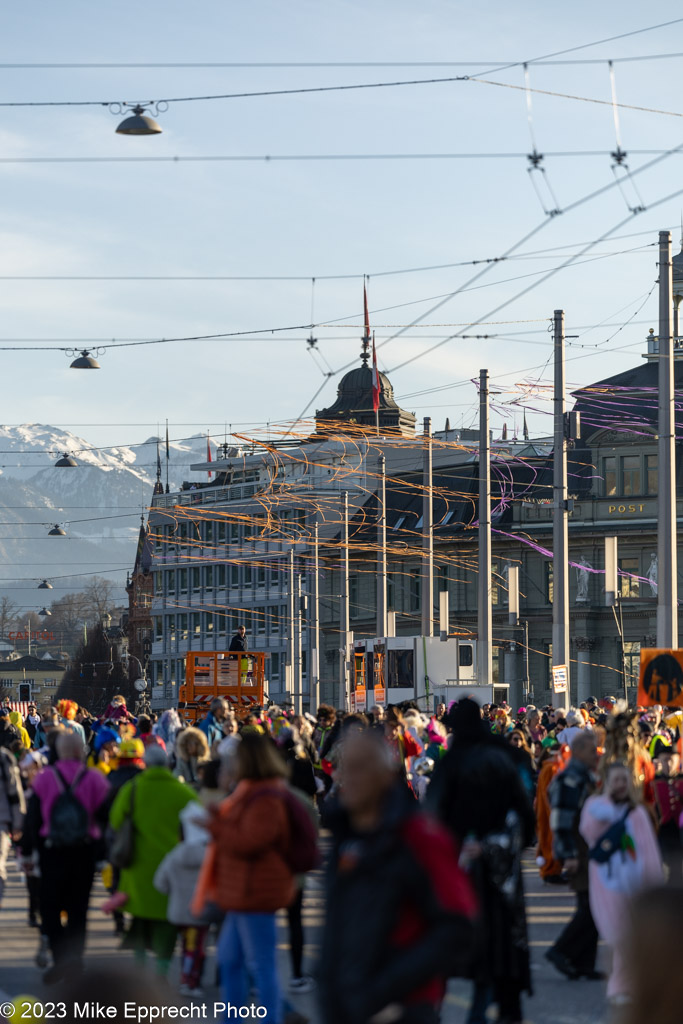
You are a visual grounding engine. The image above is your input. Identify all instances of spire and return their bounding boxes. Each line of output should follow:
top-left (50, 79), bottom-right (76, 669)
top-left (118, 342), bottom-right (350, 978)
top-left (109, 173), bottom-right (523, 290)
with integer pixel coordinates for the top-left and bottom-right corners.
top-left (523, 409), bottom-right (530, 441)
top-left (361, 281), bottom-right (371, 366)
top-left (153, 439), bottom-right (164, 495)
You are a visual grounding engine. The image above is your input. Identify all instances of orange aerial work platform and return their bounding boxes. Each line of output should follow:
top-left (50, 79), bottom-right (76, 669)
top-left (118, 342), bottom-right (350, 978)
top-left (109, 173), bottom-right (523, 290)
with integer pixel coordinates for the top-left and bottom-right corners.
top-left (179, 651), bottom-right (266, 723)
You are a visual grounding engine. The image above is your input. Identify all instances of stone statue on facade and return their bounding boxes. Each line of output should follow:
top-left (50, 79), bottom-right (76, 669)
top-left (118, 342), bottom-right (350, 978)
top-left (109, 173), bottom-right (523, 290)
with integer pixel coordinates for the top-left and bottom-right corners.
top-left (576, 556), bottom-right (592, 603)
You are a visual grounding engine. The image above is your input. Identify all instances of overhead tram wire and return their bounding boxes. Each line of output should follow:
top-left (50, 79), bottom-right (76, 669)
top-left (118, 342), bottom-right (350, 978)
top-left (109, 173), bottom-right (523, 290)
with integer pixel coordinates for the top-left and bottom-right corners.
top-left (4, 151), bottom-right (683, 165)
top-left (2, 19), bottom-right (683, 109)
top-left (365, 138), bottom-right (683, 375)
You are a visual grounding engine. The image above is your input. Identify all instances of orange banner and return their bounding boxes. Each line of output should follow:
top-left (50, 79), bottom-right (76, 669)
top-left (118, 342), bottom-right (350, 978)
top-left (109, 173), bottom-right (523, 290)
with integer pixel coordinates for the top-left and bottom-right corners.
top-left (638, 649), bottom-right (683, 707)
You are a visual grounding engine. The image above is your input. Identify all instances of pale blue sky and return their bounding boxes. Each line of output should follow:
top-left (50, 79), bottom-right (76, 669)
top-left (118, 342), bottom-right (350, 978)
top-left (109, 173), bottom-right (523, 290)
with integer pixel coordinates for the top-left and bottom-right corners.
top-left (1, 0), bottom-right (683, 449)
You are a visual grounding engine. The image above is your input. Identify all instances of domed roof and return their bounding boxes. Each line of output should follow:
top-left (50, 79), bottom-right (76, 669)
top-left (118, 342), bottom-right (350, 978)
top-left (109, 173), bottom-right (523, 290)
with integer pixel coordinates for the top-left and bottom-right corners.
top-left (315, 362), bottom-right (416, 436)
top-left (674, 245), bottom-right (683, 297)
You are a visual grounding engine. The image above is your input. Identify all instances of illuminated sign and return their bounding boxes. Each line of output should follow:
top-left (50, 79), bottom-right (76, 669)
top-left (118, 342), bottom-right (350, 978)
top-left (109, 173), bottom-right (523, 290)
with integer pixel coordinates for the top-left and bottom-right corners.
top-left (8, 630), bottom-right (55, 642)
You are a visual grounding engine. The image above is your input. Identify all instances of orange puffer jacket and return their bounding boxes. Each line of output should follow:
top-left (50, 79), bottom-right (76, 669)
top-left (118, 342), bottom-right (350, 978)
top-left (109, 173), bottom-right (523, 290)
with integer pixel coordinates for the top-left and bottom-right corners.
top-left (208, 777), bottom-right (295, 913)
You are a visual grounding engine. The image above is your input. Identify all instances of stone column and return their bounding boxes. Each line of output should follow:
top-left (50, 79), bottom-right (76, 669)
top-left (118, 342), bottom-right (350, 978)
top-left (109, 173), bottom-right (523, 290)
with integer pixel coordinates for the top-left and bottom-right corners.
top-left (574, 637), bottom-right (598, 705)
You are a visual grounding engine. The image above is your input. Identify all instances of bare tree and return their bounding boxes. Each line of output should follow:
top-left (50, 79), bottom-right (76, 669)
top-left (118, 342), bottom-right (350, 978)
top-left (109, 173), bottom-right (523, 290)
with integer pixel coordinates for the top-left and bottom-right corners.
top-left (0, 596), bottom-right (19, 639)
top-left (82, 577), bottom-right (116, 623)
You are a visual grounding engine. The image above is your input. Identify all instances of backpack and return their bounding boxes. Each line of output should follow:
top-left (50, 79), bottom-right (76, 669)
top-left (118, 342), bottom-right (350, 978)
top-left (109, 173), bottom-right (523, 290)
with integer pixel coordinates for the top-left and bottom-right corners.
top-left (246, 785), bottom-right (321, 874)
top-left (46, 766), bottom-right (90, 849)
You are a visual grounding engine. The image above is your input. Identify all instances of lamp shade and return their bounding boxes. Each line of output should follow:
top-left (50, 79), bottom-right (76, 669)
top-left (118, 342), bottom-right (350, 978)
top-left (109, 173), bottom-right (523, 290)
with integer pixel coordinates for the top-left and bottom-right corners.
top-left (38, 580), bottom-right (53, 589)
top-left (39, 607), bottom-right (51, 617)
top-left (48, 525), bottom-right (66, 537)
top-left (55, 453), bottom-right (78, 467)
top-left (70, 350), bottom-right (100, 369)
top-left (116, 105), bottom-right (162, 136)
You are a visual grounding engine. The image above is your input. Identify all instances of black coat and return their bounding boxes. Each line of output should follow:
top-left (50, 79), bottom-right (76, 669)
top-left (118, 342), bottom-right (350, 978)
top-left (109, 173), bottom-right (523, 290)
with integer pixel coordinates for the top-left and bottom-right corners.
top-left (319, 785), bottom-right (474, 1024)
top-left (427, 737), bottom-right (535, 994)
top-left (228, 633), bottom-right (247, 652)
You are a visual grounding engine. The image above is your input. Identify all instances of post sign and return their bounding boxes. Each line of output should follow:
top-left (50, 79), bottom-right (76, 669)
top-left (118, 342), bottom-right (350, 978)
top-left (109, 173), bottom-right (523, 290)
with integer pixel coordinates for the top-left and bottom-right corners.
top-left (552, 664), bottom-right (568, 694)
top-left (638, 649), bottom-right (683, 707)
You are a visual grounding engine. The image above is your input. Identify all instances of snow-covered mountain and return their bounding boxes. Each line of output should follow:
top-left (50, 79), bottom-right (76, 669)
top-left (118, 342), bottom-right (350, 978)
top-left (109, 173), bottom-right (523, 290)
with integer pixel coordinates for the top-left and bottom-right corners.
top-left (0, 425), bottom-right (212, 607)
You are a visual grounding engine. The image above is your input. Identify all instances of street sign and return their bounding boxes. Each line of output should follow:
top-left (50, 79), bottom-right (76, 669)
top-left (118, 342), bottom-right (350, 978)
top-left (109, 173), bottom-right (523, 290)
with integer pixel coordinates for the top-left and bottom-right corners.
top-left (552, 664), bottom-right (568, 694)
top-left (374, 685), bottom-right (386, 705)
top-left (638, 648), bottom-right (683, 707)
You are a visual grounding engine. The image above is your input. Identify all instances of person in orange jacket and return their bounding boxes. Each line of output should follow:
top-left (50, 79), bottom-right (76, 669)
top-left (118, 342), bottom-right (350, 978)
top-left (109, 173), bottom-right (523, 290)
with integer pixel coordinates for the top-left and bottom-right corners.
top-left (535, 739), bottom-right (570, 883)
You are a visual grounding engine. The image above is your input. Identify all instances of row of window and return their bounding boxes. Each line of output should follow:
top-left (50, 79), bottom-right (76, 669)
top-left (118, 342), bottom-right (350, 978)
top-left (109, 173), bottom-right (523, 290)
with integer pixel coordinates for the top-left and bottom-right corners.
top-left (152, 509), bottom-right (307, 551)
top-left (602, 454), bottom-right (657, 497)
top-left (154, 562), bottom-right (288, 597)
top-left (154, 605), bottom-right (287, 642)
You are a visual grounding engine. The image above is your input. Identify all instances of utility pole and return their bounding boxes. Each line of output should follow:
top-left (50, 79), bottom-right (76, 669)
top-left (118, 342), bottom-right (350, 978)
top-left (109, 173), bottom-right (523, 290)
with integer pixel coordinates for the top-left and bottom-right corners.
top-left (311, 520), bottom-right (320, 711)
top-left (552, 309), bottom-right (570, 708)
top-left (293, 573), bottom-right (302, 715)
top-left (658, 230), bottom-right (678, 647)
top-left (477, 370), bottom-right (493, 686)
top-left (340, 491), bottom-right (350, 709)
top-left (287, 548), bottom-right (294, 705)
top-left (377, 454), bottom-right (388, 638)
top-left (421, 417), bottom-right (434, 637)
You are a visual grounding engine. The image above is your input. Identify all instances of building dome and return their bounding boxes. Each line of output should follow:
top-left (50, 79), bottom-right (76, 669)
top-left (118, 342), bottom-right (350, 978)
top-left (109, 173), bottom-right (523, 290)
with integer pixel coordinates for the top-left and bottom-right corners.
top-left (315, 363), bottom-right (416, 436)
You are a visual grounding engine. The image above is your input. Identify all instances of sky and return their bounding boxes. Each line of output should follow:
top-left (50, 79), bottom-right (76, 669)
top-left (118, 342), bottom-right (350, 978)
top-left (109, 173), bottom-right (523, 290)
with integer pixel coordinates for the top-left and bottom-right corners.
top-left (2, 0), bottom-right (683, 451)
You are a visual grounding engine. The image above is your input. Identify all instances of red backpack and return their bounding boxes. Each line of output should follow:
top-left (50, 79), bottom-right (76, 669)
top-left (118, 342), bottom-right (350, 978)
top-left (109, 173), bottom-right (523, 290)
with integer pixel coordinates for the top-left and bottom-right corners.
top-left (245, 785), bottom-right (320, 874)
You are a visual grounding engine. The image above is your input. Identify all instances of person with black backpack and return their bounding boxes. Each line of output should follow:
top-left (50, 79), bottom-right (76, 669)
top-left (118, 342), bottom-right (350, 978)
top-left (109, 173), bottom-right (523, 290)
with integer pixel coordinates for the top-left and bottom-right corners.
top-left (23, 731), bottom-right (110, 984)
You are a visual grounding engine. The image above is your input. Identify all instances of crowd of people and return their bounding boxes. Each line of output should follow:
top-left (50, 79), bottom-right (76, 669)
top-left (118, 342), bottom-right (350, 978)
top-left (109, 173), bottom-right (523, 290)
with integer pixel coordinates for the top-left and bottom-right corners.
top-left (0, 689), bottom-right (681, 1023)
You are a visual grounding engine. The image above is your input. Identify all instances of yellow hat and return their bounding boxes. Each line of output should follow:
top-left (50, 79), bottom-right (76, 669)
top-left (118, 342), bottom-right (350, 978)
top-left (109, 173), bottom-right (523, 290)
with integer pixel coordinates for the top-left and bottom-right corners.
top-left (118, 738), bottom-right (145, 760)
top-left (9, 997), bottom-right (41, 1023)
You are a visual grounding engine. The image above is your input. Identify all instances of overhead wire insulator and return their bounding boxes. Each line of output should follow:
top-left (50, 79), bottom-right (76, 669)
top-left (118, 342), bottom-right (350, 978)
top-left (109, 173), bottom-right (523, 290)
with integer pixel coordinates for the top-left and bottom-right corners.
top-left (608, 61), bottom-right (646, 214)
top-left (523, 65), bottom-right (561, 217)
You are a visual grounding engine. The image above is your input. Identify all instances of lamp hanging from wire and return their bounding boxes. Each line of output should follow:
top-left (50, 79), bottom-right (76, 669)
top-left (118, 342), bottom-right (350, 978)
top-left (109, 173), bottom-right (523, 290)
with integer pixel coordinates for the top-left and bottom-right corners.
top-left (55, 453), bottom-right (78, 467)
top-left (114, 102), bottom-right (164, 136)
top-left (69, 349), bottom-right (101, 369)
top-left (37, 580), bottom-right (53, 589)
top-left (48, 524), bottom-right (66, 537)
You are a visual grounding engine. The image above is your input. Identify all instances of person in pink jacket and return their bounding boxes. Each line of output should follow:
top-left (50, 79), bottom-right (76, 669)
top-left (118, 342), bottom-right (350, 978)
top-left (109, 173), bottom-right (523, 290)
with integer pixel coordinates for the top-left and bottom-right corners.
top-left (580, 762), bottom-right (663, 1007)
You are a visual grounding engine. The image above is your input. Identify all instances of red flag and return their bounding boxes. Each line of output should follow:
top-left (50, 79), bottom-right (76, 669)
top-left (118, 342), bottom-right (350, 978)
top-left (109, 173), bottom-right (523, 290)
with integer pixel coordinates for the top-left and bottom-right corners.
top-left (372, 333), bottom-right (380, 413)
top-left (207, 433), bottom-right (212, 479)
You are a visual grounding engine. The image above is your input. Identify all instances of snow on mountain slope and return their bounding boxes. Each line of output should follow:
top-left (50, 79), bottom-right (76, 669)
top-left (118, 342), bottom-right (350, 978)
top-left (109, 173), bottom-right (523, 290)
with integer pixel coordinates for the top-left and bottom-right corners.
top-left (0, 425), bottom-right (212, 605)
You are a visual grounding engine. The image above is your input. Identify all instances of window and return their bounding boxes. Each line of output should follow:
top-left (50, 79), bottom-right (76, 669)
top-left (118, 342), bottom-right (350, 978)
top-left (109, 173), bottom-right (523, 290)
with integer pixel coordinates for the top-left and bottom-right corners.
top-left (167, 615), bottom-right (176, 640)
top-left (191, 567), bottom-right (201, 591)
top-left (191, 612), bottom-right (201, 636)
top-left (154, 572), bottom-right (163, 596)
top-left (178, 568), bottom-right (188, 594)
top-left (255, 606), bottom-right (266, 635)
top-left (459, 645), bottom-right (474, 667)
top-left (270, 652), bottom-right (281, 681)
top-left (619, 557), bottom-right (640, 598)
top-left (646, 454), bottom-right (658, 495)
top-left (269, 606), bottom-right (280, 636)
top-left (218, 521), bottom-right (227, 544)
top-left (229, 523), bottom-right (240, 544)
top-left (624, 640), bottom-right (641, 690)
top-left (409, 572), bottom-right (421, 613)
top-left (167, 570), bottom-right (175, 594)
top-left (243, 565), bottom-right (252, 587)
top-left (205, 565), bottom-right (214, 590)
top-left (155, 618), bottom-right (163, 641)
top-left (603, 457), bottom-right (617, 496)
top-left (349, 574), bottom-right (362, 619)
top-left (230, 565), bottom-right (239, 587)
top-left (545, 562), bottom-right (554, 604)
top-left (387, 649), bottom-right (414, 688)
top-left (204, 612), bottom-right (214, 634)
top-left (179, 614), bottom-right (188, 641)
top-left (205, 522), bottom-right (215, 547)
top-left (217, 564), bottom-right (226, 588)
top-left (257, 566), bottom-right (266, 588)
top-left (387, 573), bottom-right (395, 611)
top-left (622, 456), bottom-right (641, 496)
top-left (270, 562), bottom-right (280, 587)
top-left (393, 516), bottom-right (406, 531)
top-left (491, 560), bottom-right (501, 606)
top-left (491, 647), bottom-right (500, 685)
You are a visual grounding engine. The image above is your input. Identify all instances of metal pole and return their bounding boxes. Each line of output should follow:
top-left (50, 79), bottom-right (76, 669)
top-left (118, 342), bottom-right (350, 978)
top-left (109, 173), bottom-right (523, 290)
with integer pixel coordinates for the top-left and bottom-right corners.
top-left (377, 454), bottom-right (388, 638)
top-left (552, 310), bottom-right (570, 708)
top-left (658, 230), bottom-right (678, 647)
top-left (294, 573), bottom-right (302, 715)
top-left (477, 371), bottom-right (493, 686)
top-left (340, 491), bottom-right (350, 709)
top-left (287, 548), bottom-right (294, 704)
top-left (523, 619), bottom-right (530, 703)
top-left (421, 417), bottom-right (434, 637)
top-left (311, 521), bottom-right (320, 711)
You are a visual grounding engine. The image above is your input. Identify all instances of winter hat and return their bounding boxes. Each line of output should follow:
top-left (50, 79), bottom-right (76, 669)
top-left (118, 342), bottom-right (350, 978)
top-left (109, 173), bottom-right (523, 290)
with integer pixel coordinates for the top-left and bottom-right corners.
top-left (57, 699), bottom-right (78, 721)
top-left (180, 800), bottom-right (209, 845)
top-left (94, 727), bottom-right (119, 753)
top-left (118, 738), bottom-right (145, 760)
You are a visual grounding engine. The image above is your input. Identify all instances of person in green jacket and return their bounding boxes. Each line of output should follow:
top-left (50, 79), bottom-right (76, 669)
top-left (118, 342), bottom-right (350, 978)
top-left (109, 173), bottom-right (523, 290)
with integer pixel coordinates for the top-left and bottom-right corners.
top-left (109, 742), bottom-right (198, 974)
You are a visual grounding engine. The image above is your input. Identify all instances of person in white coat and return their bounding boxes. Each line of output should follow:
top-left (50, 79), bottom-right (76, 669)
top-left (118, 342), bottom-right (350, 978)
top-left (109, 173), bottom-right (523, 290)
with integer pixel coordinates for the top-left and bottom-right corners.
top-left (153, 801), bottom-right (210, 996)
